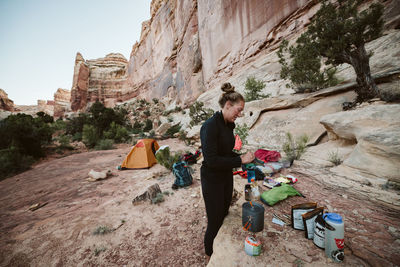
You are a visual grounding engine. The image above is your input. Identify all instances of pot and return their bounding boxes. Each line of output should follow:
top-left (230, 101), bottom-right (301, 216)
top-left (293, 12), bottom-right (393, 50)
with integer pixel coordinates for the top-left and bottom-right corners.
top-left (242, 201), bottom-right (264, 232)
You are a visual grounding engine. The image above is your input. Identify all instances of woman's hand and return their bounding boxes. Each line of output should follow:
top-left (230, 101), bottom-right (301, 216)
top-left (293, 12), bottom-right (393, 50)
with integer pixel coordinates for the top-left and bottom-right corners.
top-left (240, 151), bottom-right (255, 164)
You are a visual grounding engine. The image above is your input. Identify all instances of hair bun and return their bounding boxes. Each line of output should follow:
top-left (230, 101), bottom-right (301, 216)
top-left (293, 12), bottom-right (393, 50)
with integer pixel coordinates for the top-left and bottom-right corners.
top-left (221, 82), bottom-right (235, 93)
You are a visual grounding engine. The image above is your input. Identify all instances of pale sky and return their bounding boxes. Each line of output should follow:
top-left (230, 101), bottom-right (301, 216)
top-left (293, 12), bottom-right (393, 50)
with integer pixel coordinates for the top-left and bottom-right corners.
top-left (0, 0), bottom-right (151, 105)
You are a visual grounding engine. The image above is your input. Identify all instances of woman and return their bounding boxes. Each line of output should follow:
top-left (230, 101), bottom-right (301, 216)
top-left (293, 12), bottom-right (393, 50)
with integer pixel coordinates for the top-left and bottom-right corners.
top-left (200, 82), bottom-right (254, 256)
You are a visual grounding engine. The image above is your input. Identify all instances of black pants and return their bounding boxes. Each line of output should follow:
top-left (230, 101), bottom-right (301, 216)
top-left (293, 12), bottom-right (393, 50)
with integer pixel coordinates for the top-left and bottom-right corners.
top-left (201, 176), bottom-right (233, 256)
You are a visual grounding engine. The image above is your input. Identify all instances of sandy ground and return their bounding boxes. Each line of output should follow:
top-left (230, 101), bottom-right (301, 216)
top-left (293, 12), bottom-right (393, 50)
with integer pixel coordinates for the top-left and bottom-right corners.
top-left (0, 139), bottom-right (208, 266)
top-left (1, 138), bottom-right (399, 266)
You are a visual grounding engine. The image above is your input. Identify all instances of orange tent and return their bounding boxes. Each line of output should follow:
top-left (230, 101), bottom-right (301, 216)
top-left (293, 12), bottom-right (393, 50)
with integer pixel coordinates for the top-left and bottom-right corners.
top-left (121, 139), bottom-right (160, 169)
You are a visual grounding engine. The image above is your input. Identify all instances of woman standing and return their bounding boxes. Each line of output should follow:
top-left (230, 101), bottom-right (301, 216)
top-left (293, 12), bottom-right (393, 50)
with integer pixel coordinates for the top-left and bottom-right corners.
top-left (200, 83), bottom-right (254, 257)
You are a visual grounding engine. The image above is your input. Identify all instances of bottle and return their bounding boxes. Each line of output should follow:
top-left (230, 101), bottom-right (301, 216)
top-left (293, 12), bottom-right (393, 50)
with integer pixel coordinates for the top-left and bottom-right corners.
top-left (324, 213), bottom-right (344, 262)
top-left (244, 184), bottom-right (252, 201)
top-left (250, 179), bottom-right (260, 200)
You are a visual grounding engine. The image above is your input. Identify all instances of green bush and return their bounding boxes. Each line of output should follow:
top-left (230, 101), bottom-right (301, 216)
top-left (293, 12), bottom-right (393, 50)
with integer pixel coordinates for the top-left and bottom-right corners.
top-left (57, 135), bottom-right (73, 150)
top-left (143, 110), bottom-right (151, 117)
top-left (152, 98), bottom-right (159, 104)
top-left (66, 113), bottom-right (90, 136)
top-left (244, 76), bottom-right (270, 102)
top-left (82, 124), bottom-right (99, 148)
top-left (0, 147), bottom-right (34, 180)
top-left (72, 132), bottom-right (82, 142)
top-left (189, 101), bottom-right (214, 127)
top-left (155, 146), bottom-right (181, 170)
top-left (151, 193), bottom-right (165, 204)
top-left (94, 139), bottom-right (114, 150)
top-left (92, 226), bottom-right (113, 235)
top-left (328, 150), bottom-right (343, 166)
top-left (282, 132), bottom-right (309, 163)
top-left (132, 121), bottom-right (143, 134)
top-left (0, 113), bottom-right (53, 158)
top-left (164, 123), bottom-right (181, 138)
top-left (36, 111), bottom-right (54, 123)
top-left (143, 119), bottom-right (153, 132)
top-left (52, 119), bottom-right (67, 131)
top-left (103, 122), bottom-right (130, 143)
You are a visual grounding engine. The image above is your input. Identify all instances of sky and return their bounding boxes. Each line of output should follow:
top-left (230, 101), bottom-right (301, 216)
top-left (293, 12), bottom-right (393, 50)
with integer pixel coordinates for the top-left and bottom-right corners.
top-left (0, 0), bottom-right (151, 105)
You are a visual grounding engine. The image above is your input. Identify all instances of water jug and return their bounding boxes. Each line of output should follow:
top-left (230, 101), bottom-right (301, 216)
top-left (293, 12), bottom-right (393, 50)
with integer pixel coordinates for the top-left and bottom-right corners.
top-left (313, 213), bottom-right (325, 249)
top-left (324, 213), bottom-right (344, 262)
top-left (242, 202), bottom-right (264, 232)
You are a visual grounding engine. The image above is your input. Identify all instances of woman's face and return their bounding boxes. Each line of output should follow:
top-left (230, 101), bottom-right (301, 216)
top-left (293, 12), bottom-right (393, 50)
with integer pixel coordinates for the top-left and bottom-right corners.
top-left (224, 100), bottom-right (244, 123)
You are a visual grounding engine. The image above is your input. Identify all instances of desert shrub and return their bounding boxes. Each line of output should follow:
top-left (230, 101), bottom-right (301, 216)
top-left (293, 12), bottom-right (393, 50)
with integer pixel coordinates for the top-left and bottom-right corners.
top-left (167, 116), bottom-right (173, 123)
top-left (282, 132), bottom-right (309, 163)
top-left (328, 150), bottom-right (343, 166)
top-left (94, 139), bottom-right (114, 150)
top-left (234, 123), bottom-right (249, 145)
top-left (0, 113), bottom-right (53, 158)
top-left (144, 110), bottom-right (151, 117)
top-left (82, 124), bottom-right (99, 148)
top-left (52, 119), bottom-right (67, 131)
top-left (143, 119), bottom-right (153, 132)
top-left (151, 193), bottom-right (165, 204)
top-left (65, 113), bottom-right (90, 136)
top-left (94, 247), bottom-right (106, 256)
top-left (178, 130), bottom-right (191, 146)
top-left (57, 135), bottom-right (73, 150)
top-left (72, 132), bottom-right (82, 142)
top-left (244, 76), bottom-right (270, 102)
top-left (103, 122), bottom-right (130, 143)
top-left (92, 226), bottom-right (113, 235)
top-left (132, 121), bottom-right (143, 134)
top-left (0, 147), bottom-right (34, 180)
top-left (155, 146), bottom-right (181, 171)
top-left (152, 98), bottom-right (159, 104)
top-left (164, 123), bottom-right (181, 138)
top-left (36, 111), bottom-right (54, 123)
top-left (189, 101), bottom-right (214, 127)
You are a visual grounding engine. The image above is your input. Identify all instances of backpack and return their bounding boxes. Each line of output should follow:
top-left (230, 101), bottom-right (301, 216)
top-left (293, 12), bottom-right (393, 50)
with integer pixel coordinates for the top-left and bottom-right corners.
top-left (172, 161), bottom-right (193, 189)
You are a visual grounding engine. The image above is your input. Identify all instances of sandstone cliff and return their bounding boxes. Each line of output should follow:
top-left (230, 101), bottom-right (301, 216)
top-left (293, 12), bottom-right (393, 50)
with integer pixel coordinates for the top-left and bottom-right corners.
top-left (0, 89), bottom-right (15, 112)
top-left (70, 52), bottom-right (127, 112)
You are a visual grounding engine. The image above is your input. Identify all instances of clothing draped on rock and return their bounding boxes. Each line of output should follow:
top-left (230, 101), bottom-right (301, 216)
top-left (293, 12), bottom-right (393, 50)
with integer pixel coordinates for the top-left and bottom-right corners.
top-left (254, 149), bottom-right (281, 163)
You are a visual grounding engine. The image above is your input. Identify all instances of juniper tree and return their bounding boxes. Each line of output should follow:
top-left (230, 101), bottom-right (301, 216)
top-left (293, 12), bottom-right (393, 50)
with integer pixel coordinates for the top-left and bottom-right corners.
top-left (279, 0), bottom-right (384, 102)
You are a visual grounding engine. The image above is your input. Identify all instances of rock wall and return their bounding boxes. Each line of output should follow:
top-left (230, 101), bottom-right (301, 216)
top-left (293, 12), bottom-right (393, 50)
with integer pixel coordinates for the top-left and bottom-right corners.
top-left (53, 88), bottom-right (71, 118)
top-left (0, 89), bottom-right (15, 111)
top-left (70, 52), bottom-right (127, 111)
top-left (126, 0), bottom-right (202, 106)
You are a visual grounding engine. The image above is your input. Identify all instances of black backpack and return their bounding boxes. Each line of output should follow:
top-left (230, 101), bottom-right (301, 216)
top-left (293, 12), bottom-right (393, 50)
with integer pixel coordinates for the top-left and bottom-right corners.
top-left (172, 161), bottom-right (193, 189)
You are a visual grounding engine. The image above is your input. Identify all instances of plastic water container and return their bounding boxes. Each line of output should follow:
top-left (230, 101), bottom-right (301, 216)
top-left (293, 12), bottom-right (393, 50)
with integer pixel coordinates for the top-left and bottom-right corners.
top-left (324, 213), bottom-right (344, 262)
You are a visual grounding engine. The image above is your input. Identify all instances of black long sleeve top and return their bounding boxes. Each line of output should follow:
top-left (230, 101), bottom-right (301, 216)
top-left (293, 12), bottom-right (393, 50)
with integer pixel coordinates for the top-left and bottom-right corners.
top-left (200, 111), bottom-right (242, 183)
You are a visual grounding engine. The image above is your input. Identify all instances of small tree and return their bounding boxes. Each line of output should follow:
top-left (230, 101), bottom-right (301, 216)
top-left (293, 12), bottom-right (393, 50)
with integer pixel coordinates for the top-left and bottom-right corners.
top-left (279, 0), bottom-right (384, 102)
top-left (189, 101), bottom-right (213, 127)
top-left (244, 76), bottom-right (269, 102)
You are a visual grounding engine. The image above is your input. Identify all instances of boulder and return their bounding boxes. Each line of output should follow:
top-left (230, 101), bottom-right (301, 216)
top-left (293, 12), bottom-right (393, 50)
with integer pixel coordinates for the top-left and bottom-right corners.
top-left (0, 89), bottom-right (15, 111)
top-left (320, 104), bottom-right (400, 183)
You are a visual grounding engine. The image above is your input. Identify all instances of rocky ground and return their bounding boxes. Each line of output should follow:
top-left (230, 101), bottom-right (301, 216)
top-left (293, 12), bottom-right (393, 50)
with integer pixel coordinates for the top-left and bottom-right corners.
top-left (0, 139), bottom-right (399, 267)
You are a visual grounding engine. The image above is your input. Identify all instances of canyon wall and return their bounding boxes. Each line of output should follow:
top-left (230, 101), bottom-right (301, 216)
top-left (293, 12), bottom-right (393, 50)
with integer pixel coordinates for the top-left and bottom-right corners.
top-left (66, 0), bottom-right (399, 110)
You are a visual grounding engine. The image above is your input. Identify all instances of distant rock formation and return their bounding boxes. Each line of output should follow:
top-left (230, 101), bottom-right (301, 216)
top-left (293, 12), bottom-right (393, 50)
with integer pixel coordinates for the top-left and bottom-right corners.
top-left (70, 52), bottom-right (127, 112)
top-left (0, 89), bottom-right (15, 111)
top-left (53, 88), bottom-right (71, 118)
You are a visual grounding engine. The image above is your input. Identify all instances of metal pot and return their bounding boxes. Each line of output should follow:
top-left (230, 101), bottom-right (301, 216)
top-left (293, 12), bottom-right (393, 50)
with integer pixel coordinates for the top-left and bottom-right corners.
top-left (242, 201), bottom-right (264, 232)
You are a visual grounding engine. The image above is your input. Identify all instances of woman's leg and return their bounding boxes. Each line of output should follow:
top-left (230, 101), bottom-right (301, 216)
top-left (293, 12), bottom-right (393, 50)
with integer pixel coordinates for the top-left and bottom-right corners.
top-left (201, 178), bottom-right (226, 256)
top-left (223, 177), bottom-right (233, 217)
